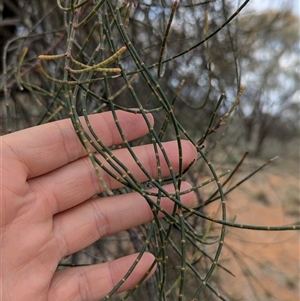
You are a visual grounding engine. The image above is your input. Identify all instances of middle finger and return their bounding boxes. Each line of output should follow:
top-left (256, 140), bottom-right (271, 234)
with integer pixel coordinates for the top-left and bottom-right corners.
top-left (29, 140), bottom-right (196, 215)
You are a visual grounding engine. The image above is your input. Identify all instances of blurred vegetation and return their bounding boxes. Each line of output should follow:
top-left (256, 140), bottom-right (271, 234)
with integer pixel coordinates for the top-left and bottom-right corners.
top-left (1, 1), bottom-right (299, 151)
top-left (1, 0), bottom-right (299, 300)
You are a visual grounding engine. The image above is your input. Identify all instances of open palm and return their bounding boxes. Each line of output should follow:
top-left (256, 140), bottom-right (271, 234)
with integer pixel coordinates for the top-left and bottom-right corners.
top-left (1, 110), bottom-right (196, 301)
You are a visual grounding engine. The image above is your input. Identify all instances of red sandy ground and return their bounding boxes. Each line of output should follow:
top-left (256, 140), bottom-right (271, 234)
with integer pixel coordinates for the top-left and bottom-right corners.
top-left (203, 163), bottom-right (299, 301)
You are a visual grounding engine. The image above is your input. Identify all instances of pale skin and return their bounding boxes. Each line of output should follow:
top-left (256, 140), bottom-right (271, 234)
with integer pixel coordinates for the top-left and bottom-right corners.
top-left (0, 110), bottom-right (197, 301)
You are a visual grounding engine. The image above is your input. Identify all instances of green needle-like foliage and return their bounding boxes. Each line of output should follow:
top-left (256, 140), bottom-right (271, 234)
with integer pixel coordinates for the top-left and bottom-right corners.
top-left (1, 1), bottom-right (299, 300)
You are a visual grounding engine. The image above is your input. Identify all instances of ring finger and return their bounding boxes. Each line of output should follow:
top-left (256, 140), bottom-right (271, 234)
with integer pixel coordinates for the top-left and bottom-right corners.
top-left (53, 182), bottom-right (194, 258)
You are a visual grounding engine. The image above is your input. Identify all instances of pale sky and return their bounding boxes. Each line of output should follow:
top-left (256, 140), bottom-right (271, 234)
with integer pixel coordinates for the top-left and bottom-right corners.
top-left (244, 0), bottom-right (299, 14)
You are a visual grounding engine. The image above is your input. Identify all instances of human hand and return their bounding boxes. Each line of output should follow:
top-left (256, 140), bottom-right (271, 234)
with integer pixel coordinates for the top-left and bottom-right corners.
top-left (1, 110), bottom-right (197, 301)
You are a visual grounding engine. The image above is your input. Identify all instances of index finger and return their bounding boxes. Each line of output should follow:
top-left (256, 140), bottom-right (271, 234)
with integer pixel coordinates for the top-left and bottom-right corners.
top-left (3, 110), bottom-right (154, 179)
